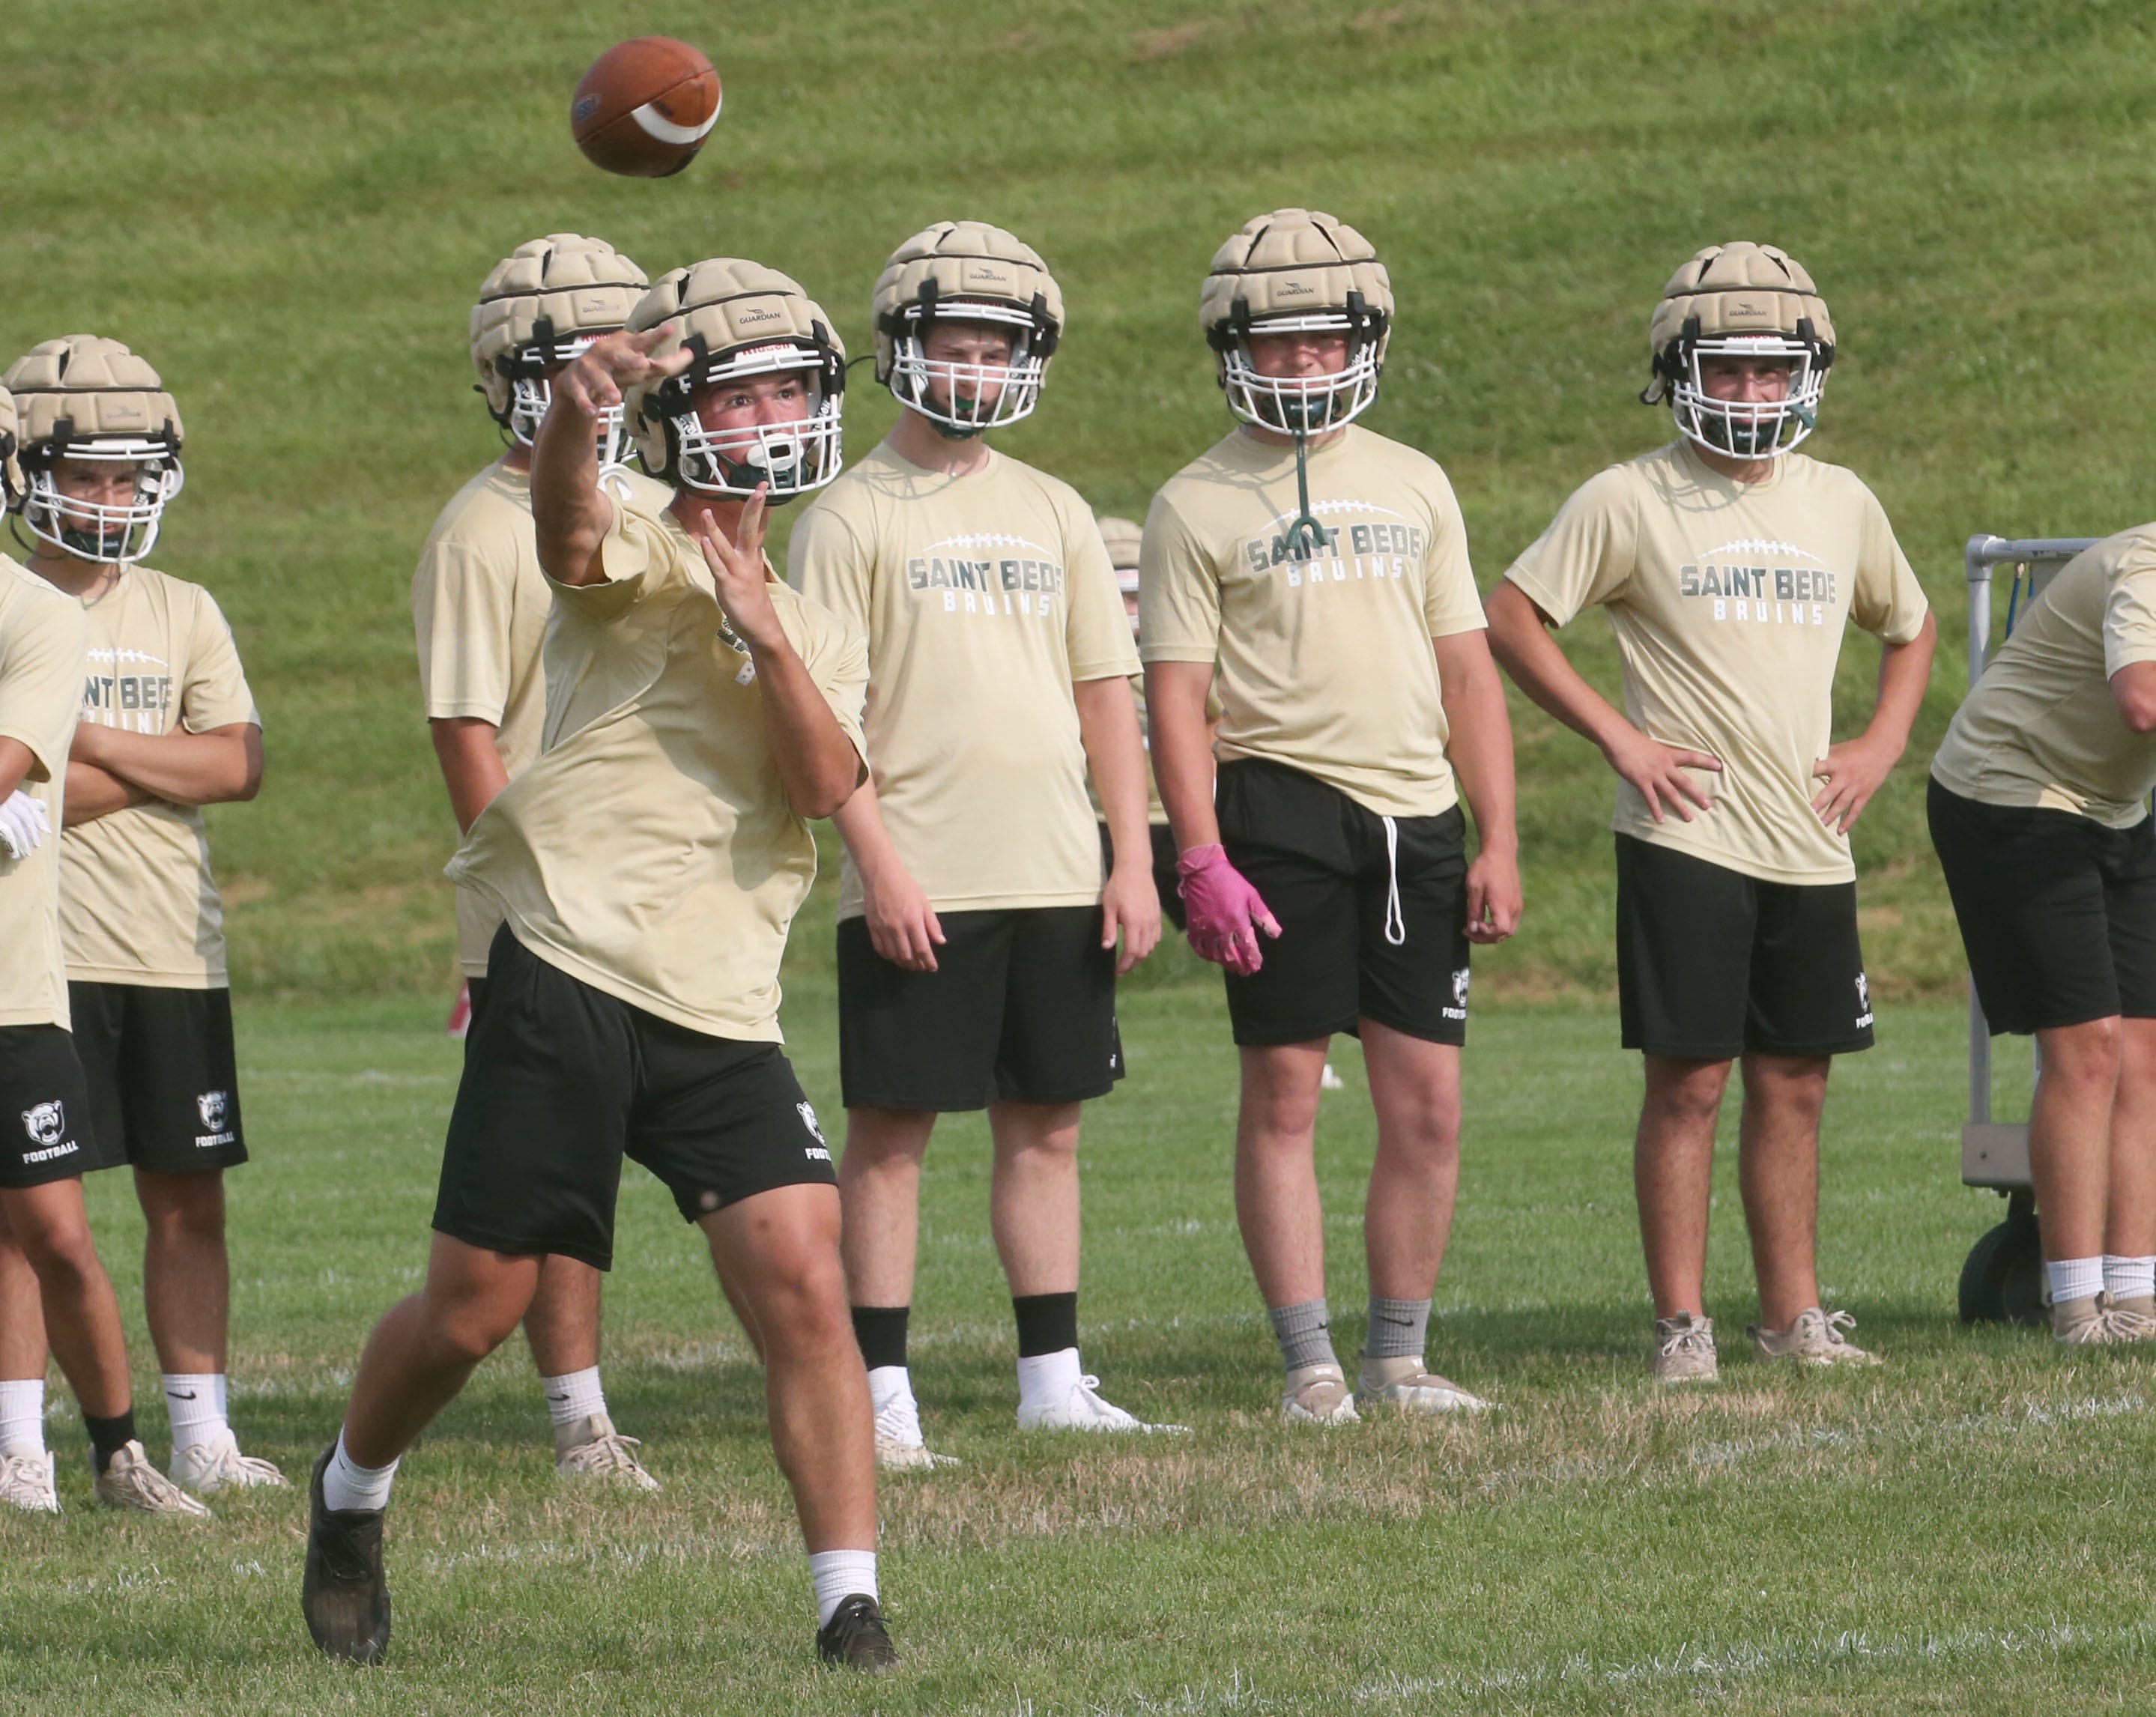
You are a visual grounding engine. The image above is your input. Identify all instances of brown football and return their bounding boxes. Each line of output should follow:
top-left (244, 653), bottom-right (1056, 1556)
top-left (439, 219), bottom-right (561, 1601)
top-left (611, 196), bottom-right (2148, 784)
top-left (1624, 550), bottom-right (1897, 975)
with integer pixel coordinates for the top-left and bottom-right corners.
top-left (571, 37), bottom-right (721, 178)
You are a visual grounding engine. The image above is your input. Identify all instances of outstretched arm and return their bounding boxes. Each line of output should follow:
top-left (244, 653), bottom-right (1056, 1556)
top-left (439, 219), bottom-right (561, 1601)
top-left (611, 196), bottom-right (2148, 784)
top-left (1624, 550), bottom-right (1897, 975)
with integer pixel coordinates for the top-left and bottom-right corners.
top-left (1485, 580), bottom-right (1722, 825)
top-left (533, 327), bottom-right (688, 587)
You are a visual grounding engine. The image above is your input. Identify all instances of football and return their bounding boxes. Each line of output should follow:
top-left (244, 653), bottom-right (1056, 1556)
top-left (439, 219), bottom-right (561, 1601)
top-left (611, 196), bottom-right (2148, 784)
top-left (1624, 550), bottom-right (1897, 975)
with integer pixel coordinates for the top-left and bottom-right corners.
top-left (570, 37), bottom-right (721, 178)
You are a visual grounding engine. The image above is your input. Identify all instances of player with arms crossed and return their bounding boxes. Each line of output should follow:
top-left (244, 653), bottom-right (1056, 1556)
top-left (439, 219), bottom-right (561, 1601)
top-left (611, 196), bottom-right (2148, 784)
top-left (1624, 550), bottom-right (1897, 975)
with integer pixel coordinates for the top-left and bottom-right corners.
top-left (1931, 525), bottom-right (2156, 1343)
top-left (414, 234), bottom-right (674, 1485)
top-left (1487, 243), bottom-right (1935, 1381)
top-left (791, 221), bottom-right (1165, 1468)
top-left (0, 383), bottom-right (205, 1518)
top-left (1143, 209), bottom-right (1521, 1424)
top-left (3, 336), bottom-right (278, 1496)
top-left (303, 261), bottom-right (895, 1671)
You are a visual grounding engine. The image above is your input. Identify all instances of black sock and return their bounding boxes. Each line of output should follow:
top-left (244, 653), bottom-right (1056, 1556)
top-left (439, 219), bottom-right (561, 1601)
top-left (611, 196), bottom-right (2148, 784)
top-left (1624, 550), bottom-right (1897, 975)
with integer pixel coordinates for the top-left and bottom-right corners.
top-left (1012, 1291), bottom-right (1079, 1359)
top-left (85, 1409), bottom-right (138, 1475)
top-left (851, 1305), bottom-right (910, 1372)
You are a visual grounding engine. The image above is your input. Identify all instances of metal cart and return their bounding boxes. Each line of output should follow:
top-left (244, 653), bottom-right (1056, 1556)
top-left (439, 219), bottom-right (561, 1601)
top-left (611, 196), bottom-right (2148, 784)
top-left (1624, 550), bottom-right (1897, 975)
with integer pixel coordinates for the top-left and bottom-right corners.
top-left (1956, 534), bottom-right (2098, 1324)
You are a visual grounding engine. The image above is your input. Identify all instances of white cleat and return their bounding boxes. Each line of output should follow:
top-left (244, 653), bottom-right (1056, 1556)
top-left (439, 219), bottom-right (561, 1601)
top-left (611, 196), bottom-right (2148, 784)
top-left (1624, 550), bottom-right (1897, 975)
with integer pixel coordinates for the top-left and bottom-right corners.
top-left (171, 1429), bottom-right (288, 1495)
top-left (1018, 1375), bottom-right (1189, 1434)
top-left (872, 1394), bottom-right (959, 1471)
top-left (0, 1450), bottom-right (59, 1513)
top-left (1357, 1354), bottom-right (1490, 1415)
top-left (1282, 1361), bottom-right (1360, 1425)
top-left (95, 1440), bottom-right (211, 1517)
top-left (554, 1411), bottom-right (661, 1491)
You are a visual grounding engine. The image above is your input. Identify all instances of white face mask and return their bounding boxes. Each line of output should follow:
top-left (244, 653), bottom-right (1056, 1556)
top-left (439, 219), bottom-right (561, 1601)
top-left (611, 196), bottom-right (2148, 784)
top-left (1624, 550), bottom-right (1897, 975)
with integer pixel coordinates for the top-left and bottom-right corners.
top-left (886, 302), bottom-right (1049, 437)
top-left (25, 446), bottom-right (183, 565)
top-left (1667, 335), bottom-right (1826, 460)
top-left (660, 345), bottom-right (845, 500)
top-left (1220, 317), bottom-right (1381, 436)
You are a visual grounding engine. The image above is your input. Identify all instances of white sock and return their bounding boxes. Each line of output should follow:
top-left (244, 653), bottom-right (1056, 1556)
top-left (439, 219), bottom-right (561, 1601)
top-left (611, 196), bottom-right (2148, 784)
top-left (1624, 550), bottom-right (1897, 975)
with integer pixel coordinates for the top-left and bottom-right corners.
top-left (1016, 1347), bottom-right (1083, 1411)
top-left (0, 1378), bottom-right (46, 1457)
top-left (866, 1364), bottom-right (914, 1417)
top-left (2104, 1254), bottom-right (2156, 1303)
top-left (163, 1374), bottom-right (227, 1454)
top-left (540, 1366), bottom-right (607, 1430)
top-left (2047, 1256), bottom-right (2105, 1306)
top-left (808, 1548), bottom-right (878, 1629)
top-left (321, 1429), bottom-right (399, 1513)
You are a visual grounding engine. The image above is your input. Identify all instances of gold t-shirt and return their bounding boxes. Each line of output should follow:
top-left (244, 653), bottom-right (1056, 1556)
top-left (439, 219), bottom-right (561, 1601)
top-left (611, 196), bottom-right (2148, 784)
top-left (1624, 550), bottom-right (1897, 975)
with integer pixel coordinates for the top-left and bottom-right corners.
top-left (1932, 524), bottom-right (2156, 827)
top-left (412, 458), bottom-right (674, 976)
top-left (1139, 424), bottom-right (1486, 820)
top-left (56, 564), bottom-right (259, 988)
top-left (789, 443), bottom-right (1140, 918)
top-left (0, 558), bottom-right (91, 1029)
top-left (1504, 440), bottom-right (1930, 885)
top-left (446, 494), bottom-right (867, 1041)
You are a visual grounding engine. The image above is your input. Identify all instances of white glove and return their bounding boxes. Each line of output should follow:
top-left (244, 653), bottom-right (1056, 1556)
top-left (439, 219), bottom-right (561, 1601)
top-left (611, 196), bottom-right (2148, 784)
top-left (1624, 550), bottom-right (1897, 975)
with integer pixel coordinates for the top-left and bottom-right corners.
top-left (0, 789), bottom-right (49, 860)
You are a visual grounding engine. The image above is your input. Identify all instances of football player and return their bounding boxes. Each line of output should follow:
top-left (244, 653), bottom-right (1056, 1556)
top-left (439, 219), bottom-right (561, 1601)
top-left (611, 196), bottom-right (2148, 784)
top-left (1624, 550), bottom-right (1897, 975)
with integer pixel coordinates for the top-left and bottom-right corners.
top-left (790, 220), bottom-right (1167, 1468)
top-left (2, 336), bottom-right (280, 1494)
top-left (1142, 209), bottom-right (1520, 1424)
top-left (414, 234), bottom-right (675, 1486)
top-left (303, 261), bottom-right (894, 1671)
top-left (1486, 243), bottom-right (1935, 1380)
top-left (0, 381), bottom-right (207, 1517)
top-left (1931, 525), bottom-right (2156, 1342)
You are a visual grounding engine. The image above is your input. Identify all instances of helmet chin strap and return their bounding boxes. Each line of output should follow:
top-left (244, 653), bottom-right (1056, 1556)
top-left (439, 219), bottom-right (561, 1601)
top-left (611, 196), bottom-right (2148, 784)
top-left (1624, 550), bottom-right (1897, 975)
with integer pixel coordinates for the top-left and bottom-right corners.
top-left (1283, 429), bottom-right (1324, 560)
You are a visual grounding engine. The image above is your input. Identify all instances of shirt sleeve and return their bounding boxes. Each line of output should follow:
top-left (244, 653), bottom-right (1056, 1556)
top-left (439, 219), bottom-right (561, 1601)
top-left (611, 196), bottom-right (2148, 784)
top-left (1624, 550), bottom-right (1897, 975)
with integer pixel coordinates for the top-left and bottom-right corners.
top-left (179, 587), bottom-right (260, 733)
top-left (1847, 480), bottom-right (1930, 645)
top-left (1136, 490), bottom-right (1221, 665)
top-left (0, 593), bottom-right (88, 784)
top-left (1501, 465), bottom-right (1641, 626)
top-left (1062, 497), bottom-right (1142, 683)
top-left (1418, 463), bottom-right (1486, 640)
top-left (2103, 538), bottom-right (2156, 676)
top-left (548, 493), bottom-right (665, 623)
top-left (412, 532), bottom-right (515, 724)
top-left (785, 497), bottom-right (873, 643)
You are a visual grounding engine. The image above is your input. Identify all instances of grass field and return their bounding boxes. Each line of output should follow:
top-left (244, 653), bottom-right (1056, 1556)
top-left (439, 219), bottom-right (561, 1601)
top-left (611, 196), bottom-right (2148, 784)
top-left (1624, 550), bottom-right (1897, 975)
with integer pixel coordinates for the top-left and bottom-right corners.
top-left (7, 983), bottom-right (2153, 1713)
top-left (10, 0), bottom-right (2156, 999)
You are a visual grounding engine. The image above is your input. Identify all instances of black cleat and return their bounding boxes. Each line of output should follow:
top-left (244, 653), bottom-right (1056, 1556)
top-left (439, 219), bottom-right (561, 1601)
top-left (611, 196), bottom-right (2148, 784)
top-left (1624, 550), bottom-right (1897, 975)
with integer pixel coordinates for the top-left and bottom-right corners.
top-left (302, 1444), bottom-right (392, 1665)
top-left (816, 1593), bottom-right (898, 1671)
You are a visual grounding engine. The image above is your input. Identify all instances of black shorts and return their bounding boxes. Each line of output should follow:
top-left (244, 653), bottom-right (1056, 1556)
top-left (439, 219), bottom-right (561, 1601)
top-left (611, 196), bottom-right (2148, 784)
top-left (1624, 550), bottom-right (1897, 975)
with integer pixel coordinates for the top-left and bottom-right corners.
top-left (68, 982), bottom-right (246, 1174)
top-left (838, 906), bottom-right (1123, 1110)
top-left (434, 928), bottom-right (838, 1272)
top-left (0, 1025), bottom-right (95, 1190)
top-left (1213, 757), bottom-right (1471, 1048)
top-left (1097, 821), bottom-right (1187, 932)
top-left (1928, 778), bottom-right (2156, 1035)
top-left (1615, 835), bottom-right (1874, 1060)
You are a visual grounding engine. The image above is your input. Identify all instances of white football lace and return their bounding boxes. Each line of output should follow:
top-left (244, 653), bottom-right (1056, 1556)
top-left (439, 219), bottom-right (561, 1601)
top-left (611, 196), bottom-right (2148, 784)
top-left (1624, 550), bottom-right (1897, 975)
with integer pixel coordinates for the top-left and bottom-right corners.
top-left (0, 1452), bottom-right (58, 1511)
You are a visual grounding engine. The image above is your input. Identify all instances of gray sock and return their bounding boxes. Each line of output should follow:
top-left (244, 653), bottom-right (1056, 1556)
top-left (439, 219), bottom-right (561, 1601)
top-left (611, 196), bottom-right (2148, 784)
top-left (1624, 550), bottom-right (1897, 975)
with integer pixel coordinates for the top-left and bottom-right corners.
top-left (1364, 1296), bottom-right (1432, 1361)
top-left (1268, 1298), bottom-right (1337, 1372)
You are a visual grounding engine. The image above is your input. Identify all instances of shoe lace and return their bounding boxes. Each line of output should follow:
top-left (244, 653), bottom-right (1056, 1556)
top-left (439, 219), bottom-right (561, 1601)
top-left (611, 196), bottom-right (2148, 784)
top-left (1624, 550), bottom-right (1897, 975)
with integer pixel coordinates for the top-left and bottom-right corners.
top-left (2104, 1303), bottom-right (2156, 1340)
top-left (575, 1428), bottom-right (649, 1477)
top-left (1817, 1309), bottom-right (1860, 1348)
top-left (872, 1399), bottom-right (921, 1444)
top-left (1658, 1319), bottom-right (1713, 1358)
top-left (0, 1452), bottom-right (51, 1498)
top-left (196, 1439), bottom-right (282, 1484)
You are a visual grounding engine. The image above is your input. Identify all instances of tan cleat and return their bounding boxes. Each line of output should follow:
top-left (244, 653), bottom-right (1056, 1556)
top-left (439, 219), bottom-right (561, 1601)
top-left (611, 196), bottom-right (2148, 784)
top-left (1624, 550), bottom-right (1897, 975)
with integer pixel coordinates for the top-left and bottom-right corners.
top-left (1652, 1312), bottom-right (1720, 1384)
top-left (95, 1440), bottom-right (211, 1517)
top-left (1357, 1354), bottom-right (1489, 1414)
top-left (871, 1396), bottom-right (959, 1471)
top-left (554, 1411), bottom-right (660, 1491)
top-left (171, 1429), bottom-right (286, 1495)
top-left (2107, 1294), bottom-right (2156, 1342)
top-left (1282, 1360), bottom-right (1360, 1425)
top-left (0, 1450), bottom-right (59, 1514)
top-left (2052, 1293), bottom-right (2116, 1346)
top-left (1747, 1306), bottom-right (1880, 1367)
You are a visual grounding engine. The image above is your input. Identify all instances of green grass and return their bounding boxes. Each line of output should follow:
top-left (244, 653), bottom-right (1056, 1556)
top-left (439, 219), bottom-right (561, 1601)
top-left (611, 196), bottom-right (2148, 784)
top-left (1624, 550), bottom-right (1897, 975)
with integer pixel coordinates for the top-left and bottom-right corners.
top-left (8, 0), bottom-right (2156, 997)
top-left (7, 985), bottom-right (2151, 1713)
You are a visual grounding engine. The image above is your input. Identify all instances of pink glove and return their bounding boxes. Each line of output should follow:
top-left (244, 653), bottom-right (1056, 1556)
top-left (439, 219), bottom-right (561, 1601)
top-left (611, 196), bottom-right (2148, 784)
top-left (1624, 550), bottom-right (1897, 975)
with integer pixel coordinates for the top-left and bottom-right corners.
top-left (1176, 844), bottom-right (1282, 977)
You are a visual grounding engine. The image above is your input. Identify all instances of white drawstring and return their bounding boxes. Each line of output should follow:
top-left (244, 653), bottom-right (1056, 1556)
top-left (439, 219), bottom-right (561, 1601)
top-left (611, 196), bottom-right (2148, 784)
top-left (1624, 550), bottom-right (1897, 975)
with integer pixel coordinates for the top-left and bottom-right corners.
top-left (1381, 815), bottom-right (1405, 946)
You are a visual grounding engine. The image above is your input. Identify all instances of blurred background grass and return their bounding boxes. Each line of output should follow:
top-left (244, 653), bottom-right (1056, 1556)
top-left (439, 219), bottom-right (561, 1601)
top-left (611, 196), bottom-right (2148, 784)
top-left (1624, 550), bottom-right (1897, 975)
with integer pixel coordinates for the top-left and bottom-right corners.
top-left (4, 0), bottom-right (2152, 1001)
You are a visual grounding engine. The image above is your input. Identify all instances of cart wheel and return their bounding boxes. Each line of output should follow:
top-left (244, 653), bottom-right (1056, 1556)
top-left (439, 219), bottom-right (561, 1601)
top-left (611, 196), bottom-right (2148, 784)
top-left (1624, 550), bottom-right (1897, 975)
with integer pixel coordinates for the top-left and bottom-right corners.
top-left (1958, 1197), bottom-right (2044, 1327)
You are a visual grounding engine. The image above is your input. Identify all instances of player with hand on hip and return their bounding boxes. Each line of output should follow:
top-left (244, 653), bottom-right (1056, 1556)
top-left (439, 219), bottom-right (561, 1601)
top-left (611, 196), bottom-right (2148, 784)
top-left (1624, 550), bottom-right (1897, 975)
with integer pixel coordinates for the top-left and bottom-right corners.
top-left (1486, 243), bottom-right (1935, 1381)
top-left (1142, 209), bottom-right (1521, 1425)
top-left (0, 382), bottom-right (206, 1519)
top-left (791, 221), bottom-right (1168, 1469)
top-left (304, 261), bottom-right (894, 1671)
top-left (415, 234), bottom-right (675, 1488)
top-left (3, 336), bottom-right (278, 1500)
top-left (1931, 526), bottom-right (2156, 1344)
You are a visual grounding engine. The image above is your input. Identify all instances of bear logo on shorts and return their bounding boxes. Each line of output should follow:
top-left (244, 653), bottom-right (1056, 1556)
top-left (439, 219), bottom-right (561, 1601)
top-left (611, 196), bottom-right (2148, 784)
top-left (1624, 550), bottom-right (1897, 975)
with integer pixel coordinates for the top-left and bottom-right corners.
top-left (197, 1090), bottom-right (228, 1130)
top-left (21, 1100), bottom-right (64, 1148)
top-left (1452, 969), bottom-right (1471, 1006)
top-left (796, 1100), bottom-right (826, 1146)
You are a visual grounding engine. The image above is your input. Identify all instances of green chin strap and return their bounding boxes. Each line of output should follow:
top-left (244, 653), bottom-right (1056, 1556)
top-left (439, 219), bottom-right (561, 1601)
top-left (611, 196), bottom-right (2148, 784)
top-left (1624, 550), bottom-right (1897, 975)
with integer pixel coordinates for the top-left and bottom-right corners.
top-left (1282, 429), bottom-right (1325, 560)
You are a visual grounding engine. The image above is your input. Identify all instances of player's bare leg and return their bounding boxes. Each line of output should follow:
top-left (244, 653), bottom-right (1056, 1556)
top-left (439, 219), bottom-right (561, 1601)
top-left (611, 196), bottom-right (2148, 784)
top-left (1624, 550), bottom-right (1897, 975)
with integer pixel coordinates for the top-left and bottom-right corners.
top-left (136, 1168), bottom-right (228, 1374)
top-left (1735, 1053), bottom-right (1872, 1363)
top-left (523, 1255), bottom-right (657, 1488)
top-left (2028, 1017), bottom-right (2126, 1339)
top-left (1635, 1056), bottom-right (1730, 1381)
top-left (837, 1106), bottom-right (950, 1466)
top-left (987, 1100), bottom-right (1081, 1295)
top-left (2104, 1020), bottom-right (2156, 1336)
top-left (0, 1211), bottom-right (56, 1511)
